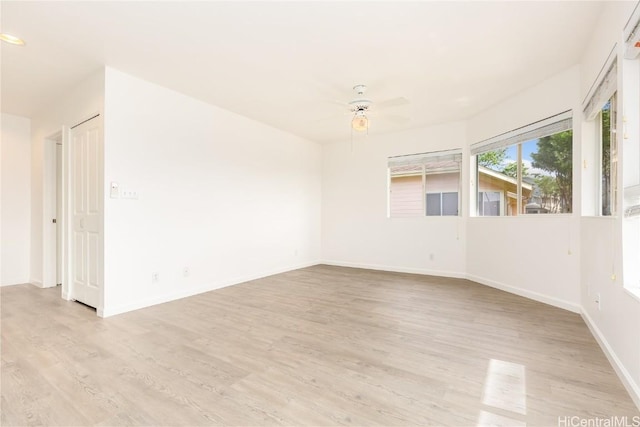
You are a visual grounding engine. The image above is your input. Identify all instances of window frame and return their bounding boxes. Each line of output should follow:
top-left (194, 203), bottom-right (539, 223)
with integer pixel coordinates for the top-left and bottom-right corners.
top-left (388, 149), bottom-right (462, 218)
top-left (426, 191), bottom-right (459, 216)
top-left (470, 111), bottom-right (573, 217)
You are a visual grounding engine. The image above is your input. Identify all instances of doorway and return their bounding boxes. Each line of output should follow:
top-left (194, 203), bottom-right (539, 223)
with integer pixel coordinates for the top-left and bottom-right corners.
top-left (42, 114), bottom-right (103, 313)
top-left (43, 132), bottom-right (63, 289)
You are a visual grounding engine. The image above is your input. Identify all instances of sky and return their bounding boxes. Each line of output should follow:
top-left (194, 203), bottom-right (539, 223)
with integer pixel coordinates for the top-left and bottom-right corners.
top-left (503, 138), bottom-right (553, 177)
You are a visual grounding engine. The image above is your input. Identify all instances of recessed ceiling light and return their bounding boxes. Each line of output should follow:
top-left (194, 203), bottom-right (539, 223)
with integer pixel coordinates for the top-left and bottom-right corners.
top-left (0, 34), bottom-right (25, 46)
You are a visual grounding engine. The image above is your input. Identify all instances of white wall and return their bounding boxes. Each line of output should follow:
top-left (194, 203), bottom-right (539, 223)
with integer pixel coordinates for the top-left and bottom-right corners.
top-left (102, 67), bottom-right (322, 316)
top-left (579, 0), bottom-right (640, 407)
top-left (322, 122), bottom-right (467, 277)
top-left (1, 114), bottom-right (31, 286)
top-left (466, 65), bottom-right (583, 312)
top-left (30, 70), bottom-right (105, 287)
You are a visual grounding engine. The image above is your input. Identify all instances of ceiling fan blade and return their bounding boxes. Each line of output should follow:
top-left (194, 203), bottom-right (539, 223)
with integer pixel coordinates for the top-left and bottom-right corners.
top-left (370, 113), bottom-right (411, 125)
top-left (327, 99), bottom-right (351, 108)
top-left (312, 111), bottom-right (353, 123)
top-left (375, 97), bottom-right (410, 110)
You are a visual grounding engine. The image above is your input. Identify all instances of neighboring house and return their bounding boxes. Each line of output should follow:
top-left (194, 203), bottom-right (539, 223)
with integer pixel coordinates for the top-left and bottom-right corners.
top-left (477, 166), bottom-right (533, 216)
top-left (389, 165), bottom-right (532, 217)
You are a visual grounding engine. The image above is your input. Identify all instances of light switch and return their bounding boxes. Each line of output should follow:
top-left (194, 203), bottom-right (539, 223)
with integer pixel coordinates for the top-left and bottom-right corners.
top-left (110, 182), bottom-right (119, 199)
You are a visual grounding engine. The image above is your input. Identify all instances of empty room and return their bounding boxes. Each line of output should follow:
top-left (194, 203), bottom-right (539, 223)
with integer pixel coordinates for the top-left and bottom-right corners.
top-left (1, 1), bottom-right (640, 426)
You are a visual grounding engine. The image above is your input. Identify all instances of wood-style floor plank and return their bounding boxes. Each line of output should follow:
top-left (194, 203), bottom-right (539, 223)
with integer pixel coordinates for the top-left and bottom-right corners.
top-left (2, 265), bottom-right (638, 426)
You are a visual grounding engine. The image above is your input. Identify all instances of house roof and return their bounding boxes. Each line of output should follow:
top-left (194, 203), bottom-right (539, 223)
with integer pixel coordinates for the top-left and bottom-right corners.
top-left (479, 166), bottom-right (533, 191)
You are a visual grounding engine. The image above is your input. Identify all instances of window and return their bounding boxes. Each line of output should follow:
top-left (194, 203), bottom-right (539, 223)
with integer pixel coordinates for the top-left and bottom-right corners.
top-left (600, 95), bottom-right (618, 216)
top-left (583, 59), bottom-right (617, 217)
top-left (478, 191), bottom-right (501, 216)
top-left (426, 192), bottom-right (458, 216)
top-left (388, 150), bottom-right (461, 218)
top-left (471, 111), bottom-right (573, 216)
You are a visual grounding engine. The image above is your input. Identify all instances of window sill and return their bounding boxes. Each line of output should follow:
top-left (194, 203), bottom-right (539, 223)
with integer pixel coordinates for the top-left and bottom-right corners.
top-left (469, 213), bottom-right (573, 219)
top-left (624, 287), bottom-right (640, 304)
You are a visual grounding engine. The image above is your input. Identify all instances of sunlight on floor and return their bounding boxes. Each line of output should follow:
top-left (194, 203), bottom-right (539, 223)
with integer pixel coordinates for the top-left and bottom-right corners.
top-left (478, 359), bottom-right (528, 426)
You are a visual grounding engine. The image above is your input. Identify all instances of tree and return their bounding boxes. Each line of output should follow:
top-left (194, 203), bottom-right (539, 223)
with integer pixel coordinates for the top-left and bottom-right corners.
top-left (501, 161), bottom-right (529, 179)
top-left (534, 175), bottom-right (560, 213)
top-left (601, 102), bottom-right (611, 215)
top-left (478, 149), bottom-right (528, 178)
top-left (477, 149), bottom-right (506, 171)
top-left (530, 130), bottom-right (573, 213)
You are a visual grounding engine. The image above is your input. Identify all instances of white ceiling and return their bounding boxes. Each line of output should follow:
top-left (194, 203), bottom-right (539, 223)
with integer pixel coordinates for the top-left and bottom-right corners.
top-left (1, 1), bottom-right (603, 144)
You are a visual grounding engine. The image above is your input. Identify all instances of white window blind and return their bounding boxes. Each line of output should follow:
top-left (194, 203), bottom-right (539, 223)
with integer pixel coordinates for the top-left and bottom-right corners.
top-left (470, 111), bottom-right (572, 155)
top-left (583, 55), bottom-right (617, 120)
top-left (388, 149), bottom-right (462, 168)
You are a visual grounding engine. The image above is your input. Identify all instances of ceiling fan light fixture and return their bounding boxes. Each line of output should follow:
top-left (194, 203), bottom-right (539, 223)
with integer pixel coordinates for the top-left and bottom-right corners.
top-left (352, 110), bottom-right (369, 132)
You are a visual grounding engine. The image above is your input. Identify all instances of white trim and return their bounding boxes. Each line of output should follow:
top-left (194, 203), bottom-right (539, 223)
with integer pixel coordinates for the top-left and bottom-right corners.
top-left (583, 49), bottom-right (617, 120)
top-left (624, 287), bottom-right (640, 304)
top-left (30, 280), bottom-right (44, 288)
top-left (321, 260), bottom-right (466, 279)
top-left (581, 309), bottom-right (640, 409)
top-left (99, 261), bottom-right (321, 317)
top-left (466, 274), bottom-right (580, 313)
top-left (320, 261), bottom-right (579, 312)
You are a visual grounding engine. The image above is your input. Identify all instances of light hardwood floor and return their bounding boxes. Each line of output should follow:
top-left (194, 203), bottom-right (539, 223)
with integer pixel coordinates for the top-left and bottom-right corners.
top-left (2, 265), bottom-right (638, 426)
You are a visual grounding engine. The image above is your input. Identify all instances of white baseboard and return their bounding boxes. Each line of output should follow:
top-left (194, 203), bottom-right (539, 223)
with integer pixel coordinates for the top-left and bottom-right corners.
top-left (321, 261), bottom-right (579, 313)
top-left (321, 259), bottom-right (466, 279)
top-left (30, 280), bottom-right (44, 288)
top-left (466, 274), bottom-right (581, 313)
top-left (581, 309), bottom-right (640, 409)
top-left (100, 260), bottom-right (321, 318)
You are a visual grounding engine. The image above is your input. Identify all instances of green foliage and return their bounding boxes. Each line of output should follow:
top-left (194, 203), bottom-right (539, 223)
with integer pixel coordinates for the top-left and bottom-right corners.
top-left (478, 148), bottom-right (527, 178)
top-left (477, 149), bottom-right (506, 170)
top-left (501, 161), bottom-right (528, 178)
top-left (530, 130), bottom-right (573, 213)
top-left (601, 102), bottom-right (612, 215)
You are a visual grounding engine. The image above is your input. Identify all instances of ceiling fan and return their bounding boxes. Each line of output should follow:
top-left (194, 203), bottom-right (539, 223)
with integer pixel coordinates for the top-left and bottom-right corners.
top-left (335, 84), bottom-right (410, 133)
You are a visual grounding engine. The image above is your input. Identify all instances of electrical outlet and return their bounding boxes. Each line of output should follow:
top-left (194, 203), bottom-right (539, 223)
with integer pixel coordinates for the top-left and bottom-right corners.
top-left (183, 267), bottom-right (190, 277)
top-left (152, 272), bottom-right (159, 283)
top-left (121, 189), bottom-right (139, 199)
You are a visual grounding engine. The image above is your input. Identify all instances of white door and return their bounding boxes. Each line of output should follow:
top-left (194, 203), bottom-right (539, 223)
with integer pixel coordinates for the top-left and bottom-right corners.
top-left (69, 117), bottom-right (102, 308)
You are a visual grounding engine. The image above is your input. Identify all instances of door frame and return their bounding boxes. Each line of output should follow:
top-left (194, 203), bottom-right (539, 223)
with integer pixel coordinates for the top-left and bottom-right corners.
top-left (42, 112), bottom-right (103, 314)
top-left (42, 130), bottom-right (65, 290)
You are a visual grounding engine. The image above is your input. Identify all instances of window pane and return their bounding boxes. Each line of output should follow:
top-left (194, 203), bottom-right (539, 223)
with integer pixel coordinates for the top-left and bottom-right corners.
top-left (389, 165), bottom-right (422, 217)
top-left (479, 191), bottom-right (501, 216)
top-left (389, 150), bottom-right (461, 218)
top-left (442, 192), bottom-right (458, 216)
top-left (523, 129), bottom-right (573, 214)
top-left (473, 112), bottom-right (573, 217)
top-left (426, 193), bottom-right (441, 216)
top-left (477, 146), bottom-right (517, 216)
